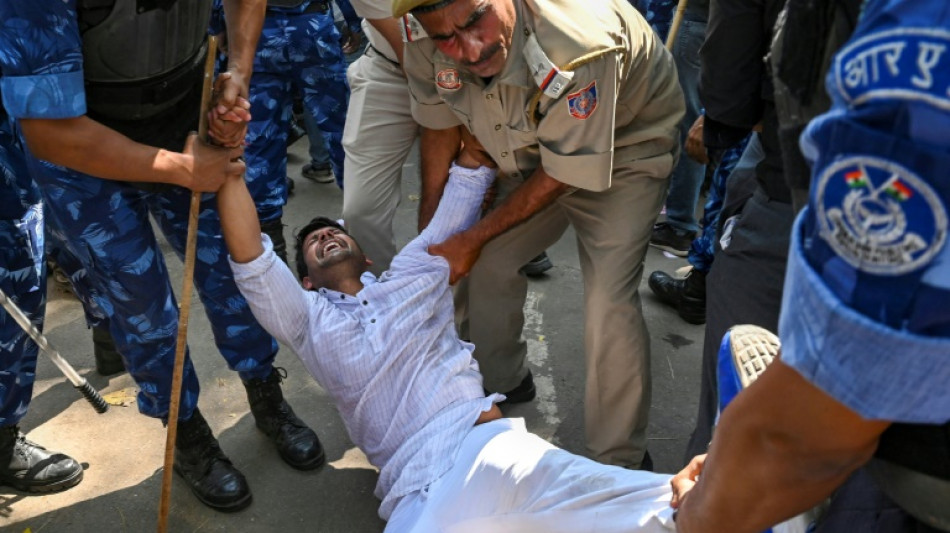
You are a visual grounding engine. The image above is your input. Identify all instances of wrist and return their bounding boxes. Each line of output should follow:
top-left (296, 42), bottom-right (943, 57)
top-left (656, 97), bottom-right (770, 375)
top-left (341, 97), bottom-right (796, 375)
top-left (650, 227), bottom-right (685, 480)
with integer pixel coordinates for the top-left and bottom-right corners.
top-left (157, 149), bottom-right (191, 188)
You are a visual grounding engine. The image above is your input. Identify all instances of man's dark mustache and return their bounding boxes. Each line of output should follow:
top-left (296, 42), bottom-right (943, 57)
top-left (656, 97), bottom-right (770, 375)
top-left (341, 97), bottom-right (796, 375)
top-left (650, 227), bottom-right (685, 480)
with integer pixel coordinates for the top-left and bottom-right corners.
top-left (463, 42), bottom-right (502, 67)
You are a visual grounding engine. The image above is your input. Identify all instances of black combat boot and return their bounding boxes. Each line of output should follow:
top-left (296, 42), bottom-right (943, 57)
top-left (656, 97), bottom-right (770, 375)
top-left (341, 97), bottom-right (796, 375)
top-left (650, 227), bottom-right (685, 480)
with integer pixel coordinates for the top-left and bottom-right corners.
top-left (242, 368), bottom-right (325, 470)
top-left (259, 218), bottom-right (288, 264)
top-left (648, 269), bottom-right (706, 325)
top-left (174, 409), bottom-right (252, 512)
top-left (0, 425), bottom-right (83, 493)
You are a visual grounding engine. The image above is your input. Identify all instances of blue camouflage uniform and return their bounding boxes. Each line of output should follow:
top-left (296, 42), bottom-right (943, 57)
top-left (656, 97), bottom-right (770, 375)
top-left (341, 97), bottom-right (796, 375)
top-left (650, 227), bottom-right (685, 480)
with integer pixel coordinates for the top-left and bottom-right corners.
top-left (0, 103), bottom-right (44, 427)
top-left (211, 0), bottom-right (349, 214)
top-left (779, 0), bottom-right (950, 424)
top-left (0, 0), bottom-right (279, 421)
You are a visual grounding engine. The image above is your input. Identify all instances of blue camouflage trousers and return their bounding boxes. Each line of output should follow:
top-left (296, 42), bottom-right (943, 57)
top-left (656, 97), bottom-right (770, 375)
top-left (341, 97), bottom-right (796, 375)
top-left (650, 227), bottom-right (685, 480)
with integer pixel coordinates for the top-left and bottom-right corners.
top-left (241, 7), bottom-right (349, 220)
top-left (687, 138), bottom-right (750, 273)
top-left (31, 165), bottom-right (278, 421)
top-left (0, 203), bottom-right (44, 426)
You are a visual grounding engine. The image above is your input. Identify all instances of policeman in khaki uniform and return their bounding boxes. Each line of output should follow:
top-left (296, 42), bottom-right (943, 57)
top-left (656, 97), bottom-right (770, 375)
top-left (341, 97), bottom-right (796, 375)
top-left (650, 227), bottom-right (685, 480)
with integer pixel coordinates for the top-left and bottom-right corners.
top-left (394, 0), bottom-right (684, 468)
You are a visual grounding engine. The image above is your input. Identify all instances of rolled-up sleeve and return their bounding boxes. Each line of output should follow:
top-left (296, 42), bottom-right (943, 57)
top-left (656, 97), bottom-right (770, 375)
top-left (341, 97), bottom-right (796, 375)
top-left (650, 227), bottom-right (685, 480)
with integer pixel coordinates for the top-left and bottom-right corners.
top-left (0, 2), bottom-right (87, 119)
top-left (536, 58), bottom-right (618, 191)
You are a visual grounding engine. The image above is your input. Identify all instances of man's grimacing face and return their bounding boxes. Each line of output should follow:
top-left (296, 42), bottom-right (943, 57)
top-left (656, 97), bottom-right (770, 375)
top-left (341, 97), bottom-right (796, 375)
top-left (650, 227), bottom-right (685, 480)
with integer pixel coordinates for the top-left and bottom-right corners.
top-left (300, 226), bottom-right (367, 288)
top-left (415, 0), bottom-right (517, 78)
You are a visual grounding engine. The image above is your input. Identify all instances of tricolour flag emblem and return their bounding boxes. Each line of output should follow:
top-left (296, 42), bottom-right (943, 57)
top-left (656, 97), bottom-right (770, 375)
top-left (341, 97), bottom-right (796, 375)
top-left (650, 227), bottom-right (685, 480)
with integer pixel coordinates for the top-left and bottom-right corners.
top-left (844, 169), bottom-right (868, 188)
top-left (885, 178), bottom-right (914, 201)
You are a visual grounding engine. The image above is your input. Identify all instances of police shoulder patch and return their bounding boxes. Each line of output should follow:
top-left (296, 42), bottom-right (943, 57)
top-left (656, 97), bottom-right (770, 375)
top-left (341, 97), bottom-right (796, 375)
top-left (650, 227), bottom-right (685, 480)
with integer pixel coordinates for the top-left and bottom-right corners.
top-left (436, 68), bottom-right (461, 90)
top-left (816, 155), bottom-right (947, 275)
top-left (567, 80), bottom-right (597, 120)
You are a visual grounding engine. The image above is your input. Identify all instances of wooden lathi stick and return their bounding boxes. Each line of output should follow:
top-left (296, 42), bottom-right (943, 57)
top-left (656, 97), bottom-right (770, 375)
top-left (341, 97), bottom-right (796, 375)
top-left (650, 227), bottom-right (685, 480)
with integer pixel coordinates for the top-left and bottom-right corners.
top-left (157, 34), bottom-right (218, 533)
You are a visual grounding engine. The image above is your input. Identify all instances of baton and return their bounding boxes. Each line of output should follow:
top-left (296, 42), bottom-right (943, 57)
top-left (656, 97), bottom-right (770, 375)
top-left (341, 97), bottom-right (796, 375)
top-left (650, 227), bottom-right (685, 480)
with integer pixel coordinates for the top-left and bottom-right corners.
top-left (0, 286), bottom-right (108, 414)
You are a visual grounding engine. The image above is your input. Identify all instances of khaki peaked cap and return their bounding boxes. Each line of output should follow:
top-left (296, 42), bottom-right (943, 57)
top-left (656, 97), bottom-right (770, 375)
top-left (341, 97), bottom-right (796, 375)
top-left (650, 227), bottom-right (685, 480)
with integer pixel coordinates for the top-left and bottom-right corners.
top-left (392, 0), bottom-right (457, 17)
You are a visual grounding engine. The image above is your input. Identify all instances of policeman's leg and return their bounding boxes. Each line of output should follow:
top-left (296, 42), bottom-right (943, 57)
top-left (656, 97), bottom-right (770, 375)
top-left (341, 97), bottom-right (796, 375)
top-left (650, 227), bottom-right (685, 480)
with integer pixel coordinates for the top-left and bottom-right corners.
top-left (244, 69), bottom-right (294, 263)
top-left (297, 8), bottom-right (349, 186)
top-left (560, 154), bottom-right (669, 469)
top-left (341, 52), bottom-right (418, 274)
top-left (0, 208), bottom-right (83, 493)
top-left (466, 194), bottom-right (568, 395)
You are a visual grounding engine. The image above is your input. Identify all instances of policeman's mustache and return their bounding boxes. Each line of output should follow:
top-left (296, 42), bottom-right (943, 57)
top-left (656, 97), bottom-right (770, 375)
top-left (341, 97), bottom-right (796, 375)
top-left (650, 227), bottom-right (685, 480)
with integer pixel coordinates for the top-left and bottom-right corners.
top-left (463, 41), bottom-right (502, 67)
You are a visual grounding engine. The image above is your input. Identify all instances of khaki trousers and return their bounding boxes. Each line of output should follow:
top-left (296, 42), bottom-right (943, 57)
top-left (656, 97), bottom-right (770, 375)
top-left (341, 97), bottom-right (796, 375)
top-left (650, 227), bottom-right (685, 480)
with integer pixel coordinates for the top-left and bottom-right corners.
top-left (341, 47), bottom-right (419, 274)
top-left (462, 153), bottom-right (671, 467)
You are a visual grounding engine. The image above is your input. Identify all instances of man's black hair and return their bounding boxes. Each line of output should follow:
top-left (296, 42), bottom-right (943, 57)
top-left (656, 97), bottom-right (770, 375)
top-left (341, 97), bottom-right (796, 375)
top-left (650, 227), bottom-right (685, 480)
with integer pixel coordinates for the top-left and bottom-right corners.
top-left (294, 216), bottom-right (347, 280)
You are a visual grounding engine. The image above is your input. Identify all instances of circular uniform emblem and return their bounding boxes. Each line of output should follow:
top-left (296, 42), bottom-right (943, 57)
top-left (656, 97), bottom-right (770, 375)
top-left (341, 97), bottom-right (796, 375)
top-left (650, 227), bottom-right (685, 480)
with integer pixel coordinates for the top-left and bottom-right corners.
top-left (816, 156), bottom-right (947, 275)
top-left (436, 68), bottom-right (461, 90)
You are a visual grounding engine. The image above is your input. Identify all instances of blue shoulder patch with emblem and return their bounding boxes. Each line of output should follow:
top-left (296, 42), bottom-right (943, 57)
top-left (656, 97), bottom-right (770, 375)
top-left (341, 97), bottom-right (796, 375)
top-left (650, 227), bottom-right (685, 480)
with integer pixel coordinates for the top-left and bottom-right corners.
top-left (815, 155), bottom-right (948, 275)
top-left (835, 28), bottom-right (950, 111)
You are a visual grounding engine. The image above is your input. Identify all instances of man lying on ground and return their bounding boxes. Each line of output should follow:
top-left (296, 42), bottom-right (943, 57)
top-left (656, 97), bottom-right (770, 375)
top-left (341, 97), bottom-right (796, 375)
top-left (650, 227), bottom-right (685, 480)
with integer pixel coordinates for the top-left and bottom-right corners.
top-left (214, 143), bottom-right (677, 532)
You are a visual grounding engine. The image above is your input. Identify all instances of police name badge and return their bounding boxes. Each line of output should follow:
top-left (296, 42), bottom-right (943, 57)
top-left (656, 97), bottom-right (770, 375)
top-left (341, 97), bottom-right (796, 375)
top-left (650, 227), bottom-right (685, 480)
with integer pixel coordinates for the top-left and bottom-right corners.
top-left (567, 81), bottom-right (597, 120)
top-left (815, 156), bottom-right (947, 275)
top-left (524, 33), bottom-right (573, 99)
top-left (401, 14), bottom-right (428, 43)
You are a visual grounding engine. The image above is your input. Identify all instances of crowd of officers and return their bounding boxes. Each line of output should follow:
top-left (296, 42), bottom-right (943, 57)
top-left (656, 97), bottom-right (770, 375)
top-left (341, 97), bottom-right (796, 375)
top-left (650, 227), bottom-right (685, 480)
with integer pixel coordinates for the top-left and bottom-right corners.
top-left (0, 0), bottom-right (946, 531)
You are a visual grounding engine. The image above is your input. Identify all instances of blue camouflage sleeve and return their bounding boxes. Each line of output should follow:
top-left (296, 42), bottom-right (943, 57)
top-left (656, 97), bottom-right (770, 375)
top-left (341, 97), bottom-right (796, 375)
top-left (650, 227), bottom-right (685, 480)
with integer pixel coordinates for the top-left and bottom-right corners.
top-left (0, 0), bottom-right (87, 119)
top-left (779, 0), bottom-right (950, 424)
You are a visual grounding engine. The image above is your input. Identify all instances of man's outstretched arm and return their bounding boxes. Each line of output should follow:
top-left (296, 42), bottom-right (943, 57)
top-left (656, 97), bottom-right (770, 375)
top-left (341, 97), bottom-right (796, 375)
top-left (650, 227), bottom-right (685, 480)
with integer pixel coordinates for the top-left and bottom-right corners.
top-left (674, 360), bottom-right (889, 533)
top-left (216, 168), bottom-right (264, 264)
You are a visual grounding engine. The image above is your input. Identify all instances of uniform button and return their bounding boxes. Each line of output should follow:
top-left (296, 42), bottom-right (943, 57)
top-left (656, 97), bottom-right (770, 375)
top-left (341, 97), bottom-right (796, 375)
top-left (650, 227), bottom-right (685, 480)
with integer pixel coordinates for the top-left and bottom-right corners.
top-left (511, 172), bottom-right (520, 178)
top-left (486, 94), bottom-right (493, 100)
top-left (501, 151), bottom-right (509, 157)
top-left (362, 300), bottom-right (368, 305)
top-left (494, 124), bottom-right (502, 130)
top-left (371, 318), bottom-right (376, 324)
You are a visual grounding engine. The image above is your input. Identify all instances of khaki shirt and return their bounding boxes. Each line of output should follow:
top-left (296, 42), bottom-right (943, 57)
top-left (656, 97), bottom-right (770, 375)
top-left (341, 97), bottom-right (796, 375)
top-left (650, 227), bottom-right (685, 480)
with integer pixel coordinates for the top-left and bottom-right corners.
top-left (404, 0), bottom-right (684, 191)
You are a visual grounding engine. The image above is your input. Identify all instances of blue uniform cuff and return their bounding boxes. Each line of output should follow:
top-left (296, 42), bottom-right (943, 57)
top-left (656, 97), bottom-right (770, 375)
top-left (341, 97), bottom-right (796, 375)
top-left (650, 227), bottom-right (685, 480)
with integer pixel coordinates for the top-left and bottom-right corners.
top-left (1, 71), bottom-right (87, 119)
top-left (779, 211), bottom-right (950, 424)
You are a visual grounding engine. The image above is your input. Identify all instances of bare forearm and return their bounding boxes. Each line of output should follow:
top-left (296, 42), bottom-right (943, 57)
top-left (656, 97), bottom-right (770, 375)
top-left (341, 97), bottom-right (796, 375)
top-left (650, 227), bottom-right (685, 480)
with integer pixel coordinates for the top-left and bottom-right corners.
top-left (20, 117), bottom-right (189, 187)
top-left (222, 0), bottom-right (265, 81)
top-left (418, 125), bottom-right (461, 231)
top-left (463, 166), bottom-right (567, 247)
top-left (217, 175), bottom-right (264, 264)
top-left (676, 362), bottom-right (889, 533)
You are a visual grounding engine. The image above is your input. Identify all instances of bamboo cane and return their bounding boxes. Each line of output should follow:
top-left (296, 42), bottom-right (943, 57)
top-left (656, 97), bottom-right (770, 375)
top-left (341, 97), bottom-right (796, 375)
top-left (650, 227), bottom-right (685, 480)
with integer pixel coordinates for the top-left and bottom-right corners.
top-left (665, 0), bottom-right (691, 51)
top-left (157, 34), bottom-right (218, 533)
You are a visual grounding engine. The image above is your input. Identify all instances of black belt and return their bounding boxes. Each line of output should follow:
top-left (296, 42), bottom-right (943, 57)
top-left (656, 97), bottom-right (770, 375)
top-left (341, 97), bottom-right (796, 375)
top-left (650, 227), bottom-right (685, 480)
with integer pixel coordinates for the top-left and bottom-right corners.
top-left (366, 44), bottom-right (400, 68)
top-left (266, 0), bottom-right (329, 13)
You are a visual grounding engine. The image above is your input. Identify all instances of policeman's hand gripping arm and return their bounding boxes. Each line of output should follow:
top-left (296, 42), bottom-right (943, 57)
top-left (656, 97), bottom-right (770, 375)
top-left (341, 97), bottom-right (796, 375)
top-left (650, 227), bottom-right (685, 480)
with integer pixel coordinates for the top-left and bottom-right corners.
top-left (183, 132), bottom-right (246, 192)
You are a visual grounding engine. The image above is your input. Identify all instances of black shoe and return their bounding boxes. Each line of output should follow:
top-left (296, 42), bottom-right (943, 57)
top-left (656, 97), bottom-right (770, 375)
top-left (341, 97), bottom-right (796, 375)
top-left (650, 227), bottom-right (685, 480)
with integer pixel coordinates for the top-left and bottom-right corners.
top-left (243, 368), bottom-right (325, 470)
top-left (174, 409), bottom-right (252, 512)
top-left (492, 371), bottom-right (537, 406)
top-left (648, 269), bottom-right (706, 324)
top-left (287, 176), bottom-right (296, 197)
top-left (519, 252), bottom-right (553, 277)
top-left (649, 222), bottom-right (694, 257)
top-left (93, 325), bottom-right (125, 376)
top-left (0, 426), bottom-right (83, 493)
top-left (287, 118), bottom-right (307, 147)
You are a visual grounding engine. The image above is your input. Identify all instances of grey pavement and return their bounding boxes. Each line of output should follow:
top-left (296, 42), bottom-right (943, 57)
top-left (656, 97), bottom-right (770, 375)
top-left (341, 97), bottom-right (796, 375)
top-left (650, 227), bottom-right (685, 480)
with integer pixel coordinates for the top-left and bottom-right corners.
top-left (2, 138), bottom-right (704, 532)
